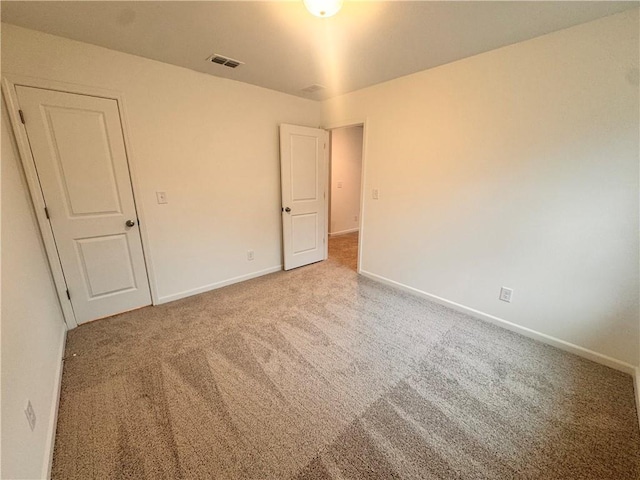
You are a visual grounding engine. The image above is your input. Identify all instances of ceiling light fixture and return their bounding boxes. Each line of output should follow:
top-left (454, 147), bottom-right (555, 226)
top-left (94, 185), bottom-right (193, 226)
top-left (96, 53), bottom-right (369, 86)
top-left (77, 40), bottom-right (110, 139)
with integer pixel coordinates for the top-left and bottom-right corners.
top-left (303, 0), bottom-right (343, 18)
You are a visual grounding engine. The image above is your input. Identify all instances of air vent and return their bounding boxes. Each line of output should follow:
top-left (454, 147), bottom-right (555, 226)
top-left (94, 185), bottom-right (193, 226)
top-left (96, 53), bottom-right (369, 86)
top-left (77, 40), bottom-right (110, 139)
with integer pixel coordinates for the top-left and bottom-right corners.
top-left (207, 54), bottom-right (244, 69)
top-left (301, 84), bottom-right (326, 93)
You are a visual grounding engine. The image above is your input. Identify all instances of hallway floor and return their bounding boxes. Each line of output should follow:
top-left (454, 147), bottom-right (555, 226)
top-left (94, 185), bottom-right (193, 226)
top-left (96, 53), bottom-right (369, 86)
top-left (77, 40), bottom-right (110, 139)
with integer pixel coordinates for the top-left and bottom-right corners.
top-left (328, 232), bottom-right (358, 271)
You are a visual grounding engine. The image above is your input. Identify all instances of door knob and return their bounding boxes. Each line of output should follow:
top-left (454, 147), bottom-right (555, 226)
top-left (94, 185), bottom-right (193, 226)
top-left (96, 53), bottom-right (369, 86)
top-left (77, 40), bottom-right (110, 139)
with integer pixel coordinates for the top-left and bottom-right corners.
top-left (125, 219), bottom-right (136, 227)
top-left (284, 207), bottom-right (291, 213)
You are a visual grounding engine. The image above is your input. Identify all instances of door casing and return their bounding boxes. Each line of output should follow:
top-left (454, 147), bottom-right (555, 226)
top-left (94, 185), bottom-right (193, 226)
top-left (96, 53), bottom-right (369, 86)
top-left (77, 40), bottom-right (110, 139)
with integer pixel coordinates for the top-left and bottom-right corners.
top-left (2, 74), bottom-right (159, 329)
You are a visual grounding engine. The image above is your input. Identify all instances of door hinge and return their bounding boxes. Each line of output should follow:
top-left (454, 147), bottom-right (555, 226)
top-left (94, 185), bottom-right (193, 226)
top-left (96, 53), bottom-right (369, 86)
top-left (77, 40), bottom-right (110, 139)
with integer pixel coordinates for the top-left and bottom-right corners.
top-left (19, 110), bottom-right (25, 124)
top-left (44, 206), bottom-right (50, 219)
top-left (66, 289), bottom-right (71, 300)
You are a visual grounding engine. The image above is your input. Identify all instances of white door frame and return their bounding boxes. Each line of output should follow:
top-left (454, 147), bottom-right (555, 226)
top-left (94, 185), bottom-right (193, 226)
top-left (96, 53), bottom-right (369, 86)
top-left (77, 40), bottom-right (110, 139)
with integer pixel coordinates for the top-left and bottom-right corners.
top-left (324, 119), bottom-right (368, 274)
top-left (2, 74), bottom-right (158, 329)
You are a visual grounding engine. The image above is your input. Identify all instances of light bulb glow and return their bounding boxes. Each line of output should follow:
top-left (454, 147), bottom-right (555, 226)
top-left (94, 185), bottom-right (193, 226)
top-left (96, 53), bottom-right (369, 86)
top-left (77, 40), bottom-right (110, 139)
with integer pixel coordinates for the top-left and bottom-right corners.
top-left (303, 0), bottom-right (343, 18)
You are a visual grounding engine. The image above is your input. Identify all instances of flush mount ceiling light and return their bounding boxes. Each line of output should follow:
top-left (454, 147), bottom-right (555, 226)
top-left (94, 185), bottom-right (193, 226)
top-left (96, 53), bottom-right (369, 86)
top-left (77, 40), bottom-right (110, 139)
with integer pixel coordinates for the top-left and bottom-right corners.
top-left (303, 0), bottom-right (343, 18)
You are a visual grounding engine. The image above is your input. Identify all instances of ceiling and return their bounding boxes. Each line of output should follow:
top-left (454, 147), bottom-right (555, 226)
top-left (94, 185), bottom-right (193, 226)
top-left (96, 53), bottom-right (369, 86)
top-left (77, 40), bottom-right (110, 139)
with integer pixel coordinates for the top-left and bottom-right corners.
top-left (2, 1), bottom-right (637, 100)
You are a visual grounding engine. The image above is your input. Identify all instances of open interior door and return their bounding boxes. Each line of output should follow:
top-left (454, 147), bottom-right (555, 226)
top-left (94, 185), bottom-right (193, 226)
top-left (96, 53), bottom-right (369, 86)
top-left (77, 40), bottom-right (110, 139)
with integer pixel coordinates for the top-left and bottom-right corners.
top-left (280, 124), bottom-right (328, 270)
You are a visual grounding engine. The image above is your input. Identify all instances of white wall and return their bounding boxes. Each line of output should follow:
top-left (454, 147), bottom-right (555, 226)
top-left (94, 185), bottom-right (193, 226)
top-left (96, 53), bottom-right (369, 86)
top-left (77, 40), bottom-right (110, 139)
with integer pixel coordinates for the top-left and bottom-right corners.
top-left (330, 126), bottom-right (363, 235)
top-left (323, 9), bottom-right (640, 367)
top-left (1, 23), bottom-right (322, 305)
top-left (1, 99), bottom-right (68, 479)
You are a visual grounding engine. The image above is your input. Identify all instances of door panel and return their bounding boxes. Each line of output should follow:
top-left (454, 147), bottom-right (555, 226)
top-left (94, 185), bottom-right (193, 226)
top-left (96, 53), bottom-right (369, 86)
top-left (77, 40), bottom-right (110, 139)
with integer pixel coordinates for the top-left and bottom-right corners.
top-left (280, 124), bottom-right (327, 270)
top-left (291, 135), bottom-right (319, 201)
top-left (16, 86), bottom-right (151, 324)
top-left (75, 234), bottom-right (137, 298)
top-left (45, 107), bottom-right (123, 216)
top-left (292, 213), bottom-right (318, 254)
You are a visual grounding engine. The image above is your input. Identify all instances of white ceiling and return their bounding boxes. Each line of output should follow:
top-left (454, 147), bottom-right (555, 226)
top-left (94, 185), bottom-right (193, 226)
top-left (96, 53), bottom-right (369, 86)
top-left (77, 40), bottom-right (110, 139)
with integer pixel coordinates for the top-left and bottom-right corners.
top-left (2, 1), bottom-right (637, 100)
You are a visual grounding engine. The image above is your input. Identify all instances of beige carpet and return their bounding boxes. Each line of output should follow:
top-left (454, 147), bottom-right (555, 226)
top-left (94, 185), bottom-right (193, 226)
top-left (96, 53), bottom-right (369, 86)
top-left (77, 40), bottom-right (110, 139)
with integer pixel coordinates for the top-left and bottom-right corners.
top-left (52, 234), bottom-right (640, 479)
top-left (328, 232), bottom-right (359, 271)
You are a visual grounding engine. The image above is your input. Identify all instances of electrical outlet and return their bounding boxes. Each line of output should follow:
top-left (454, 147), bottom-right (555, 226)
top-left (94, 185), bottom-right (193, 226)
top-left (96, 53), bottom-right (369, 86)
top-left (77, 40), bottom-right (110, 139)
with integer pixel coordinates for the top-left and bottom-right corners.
top-left (372, 188), bottom-right (379, 200)
top-left (25, 400), bottom-right (36, 431)
top-left (499, 287), bottom-right (513, 303)
top-left (247, 250), bottom-right (254, 261)
top-left (337, 181), bottom-right (343, 188)
top-left (354, 215), bottom-right (358, 222)
top-left (156, 191), bottom-right (168, 204)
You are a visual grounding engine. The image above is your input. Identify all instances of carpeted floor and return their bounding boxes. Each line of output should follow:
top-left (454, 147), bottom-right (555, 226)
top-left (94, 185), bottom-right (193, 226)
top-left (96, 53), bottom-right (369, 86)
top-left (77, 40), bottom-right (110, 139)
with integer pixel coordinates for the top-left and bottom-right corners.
top-left (52, 233), bottom-right (640, 479)
top-left (328, 232), bottom-right (359, 271)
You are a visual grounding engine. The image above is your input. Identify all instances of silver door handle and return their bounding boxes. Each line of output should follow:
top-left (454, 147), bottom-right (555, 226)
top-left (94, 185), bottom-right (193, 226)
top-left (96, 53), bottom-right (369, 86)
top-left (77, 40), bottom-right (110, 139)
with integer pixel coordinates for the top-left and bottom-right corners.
top-left (284, 207), bottom-right (291, 213)
top-left (125, 220), bottom-right (136, 227)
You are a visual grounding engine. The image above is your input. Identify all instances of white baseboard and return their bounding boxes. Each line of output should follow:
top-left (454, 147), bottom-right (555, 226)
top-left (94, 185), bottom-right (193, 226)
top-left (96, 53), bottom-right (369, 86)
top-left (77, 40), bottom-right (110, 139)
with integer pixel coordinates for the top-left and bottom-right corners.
top-left (44, 324), bottom-right (67, 480)
top-left (157, 265), bottom-right (283, 304)
top-left (360, 270), bottom-right (637, 376)
top-left (635, 370), bottom-right (640, 430)
top-left (329, 228), bottom-right (359, 237)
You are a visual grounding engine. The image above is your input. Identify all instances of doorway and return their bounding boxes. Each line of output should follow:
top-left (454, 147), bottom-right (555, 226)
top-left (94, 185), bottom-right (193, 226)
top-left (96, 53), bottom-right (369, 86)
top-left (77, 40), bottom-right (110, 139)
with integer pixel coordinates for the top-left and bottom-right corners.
top-left (328, 125), bottom-right (363, 271)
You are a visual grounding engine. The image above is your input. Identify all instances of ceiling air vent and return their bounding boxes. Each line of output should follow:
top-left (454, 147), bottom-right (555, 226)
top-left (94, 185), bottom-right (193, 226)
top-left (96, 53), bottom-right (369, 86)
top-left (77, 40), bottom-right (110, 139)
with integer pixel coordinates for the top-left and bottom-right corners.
top-left (207, 54), bottom-right (244, 69)
top-left (301, 84), bottom-right (326, 94)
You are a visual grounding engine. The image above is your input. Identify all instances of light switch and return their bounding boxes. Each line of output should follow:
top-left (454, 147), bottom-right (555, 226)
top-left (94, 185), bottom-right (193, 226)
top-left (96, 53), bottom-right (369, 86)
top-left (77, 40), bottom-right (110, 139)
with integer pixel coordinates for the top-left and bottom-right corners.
top-left (156, 191), bottom-right (168, 204)
top-left (372, 188), bottom-right (379, 200)
top-left (337, 181), bottom-right (343, 188)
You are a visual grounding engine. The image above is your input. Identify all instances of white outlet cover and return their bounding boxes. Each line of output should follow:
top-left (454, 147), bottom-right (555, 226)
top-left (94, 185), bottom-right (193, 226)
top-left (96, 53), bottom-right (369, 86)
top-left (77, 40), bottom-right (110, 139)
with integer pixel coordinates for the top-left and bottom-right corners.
top-left (499, 287), bottom-right (513, 303)
top-left (337, 181), bottom-right (343, 188)
top-left (156, 191), bottom-right (168, 204)
top-left (25, 400), bottom-right (36, 431)
top-left (372, 188), bottom-right (379, 200)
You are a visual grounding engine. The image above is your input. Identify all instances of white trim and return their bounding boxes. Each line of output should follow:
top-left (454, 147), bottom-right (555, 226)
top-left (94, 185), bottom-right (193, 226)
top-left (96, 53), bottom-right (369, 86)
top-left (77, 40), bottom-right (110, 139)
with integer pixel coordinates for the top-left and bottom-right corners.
top-left (1, 74), bottom-right (159, 328)
top-left (43, 324), bottom-right (67, 480)
top-left (324, 118), bottom-right (368, 275)
top-left (323, 118), bottom-right (368, 130)
top-left (360, 269), bottom-right (638, 375)
top-left (2, 77), bottom-right (77, 328)
top-left (635, 370), bottom-right (640, 430)
top-left (329, 228), bottom-right (359, 237)
top-left (324, 130), bottom-right (330, 261)
top-left (156, 265), bottom-right (283, 304)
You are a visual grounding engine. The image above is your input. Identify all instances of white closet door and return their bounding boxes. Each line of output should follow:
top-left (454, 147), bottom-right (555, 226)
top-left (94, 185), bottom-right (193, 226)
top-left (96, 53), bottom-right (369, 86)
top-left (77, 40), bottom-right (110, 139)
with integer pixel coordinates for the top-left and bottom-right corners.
top-left (17, 86), bottom-right (151, 324)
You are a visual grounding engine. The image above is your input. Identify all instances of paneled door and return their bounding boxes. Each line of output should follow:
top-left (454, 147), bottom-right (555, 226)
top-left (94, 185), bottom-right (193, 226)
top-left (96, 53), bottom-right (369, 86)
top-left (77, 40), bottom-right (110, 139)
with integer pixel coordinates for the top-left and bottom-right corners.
top-left (16, 86), bottom-right (151, 324)
top-left (279, 124), bottom-right (328, 270)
